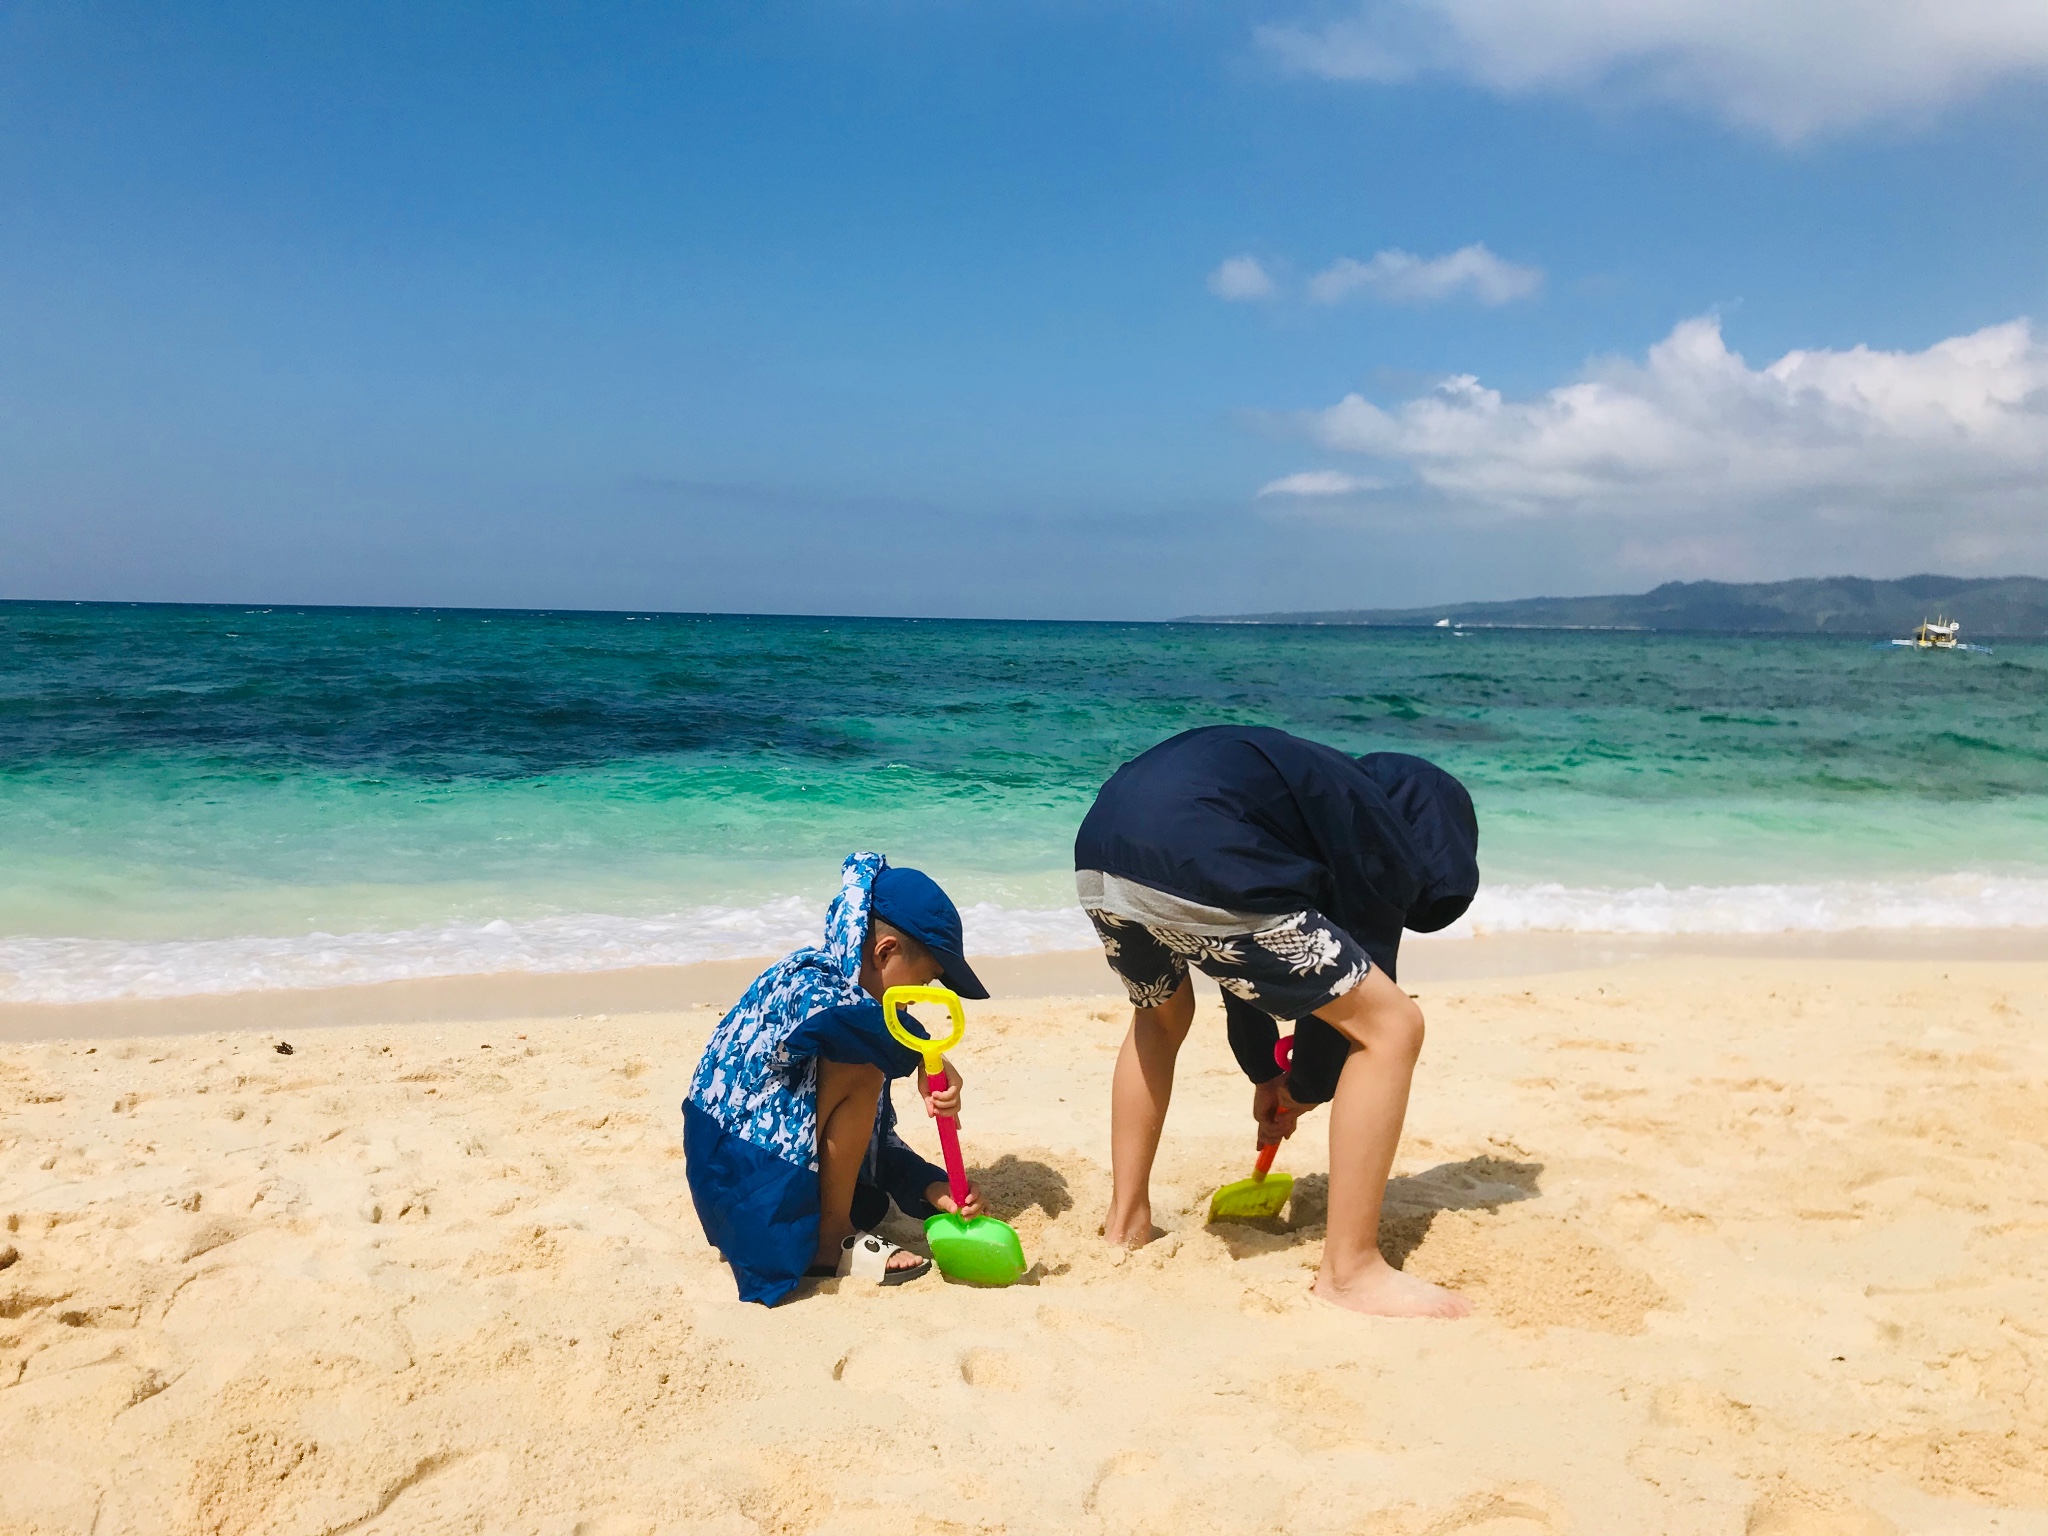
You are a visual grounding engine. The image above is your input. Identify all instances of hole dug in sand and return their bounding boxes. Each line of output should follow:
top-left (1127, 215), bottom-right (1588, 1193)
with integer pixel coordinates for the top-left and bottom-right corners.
top-left (1318, 1152), bottom-right (1671, 1335)
top-left (1406, 1207), bottom-right (1667, 1334)
top-left (1375, 1155), bottom-right (1545, 1267)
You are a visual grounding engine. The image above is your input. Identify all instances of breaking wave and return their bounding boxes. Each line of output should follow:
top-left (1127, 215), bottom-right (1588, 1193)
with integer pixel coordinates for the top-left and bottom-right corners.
top-left (5, 876), bottom-right (2045, 1004)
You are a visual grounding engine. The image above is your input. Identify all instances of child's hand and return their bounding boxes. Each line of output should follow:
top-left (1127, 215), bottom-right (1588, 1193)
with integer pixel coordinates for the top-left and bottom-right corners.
top-left (919, 1057), bottom-right (964, 1120)
top-left (1253, 1077), bottom-right (1307, 1145)
top-left (926, 1179), bottom-right (986, 1220)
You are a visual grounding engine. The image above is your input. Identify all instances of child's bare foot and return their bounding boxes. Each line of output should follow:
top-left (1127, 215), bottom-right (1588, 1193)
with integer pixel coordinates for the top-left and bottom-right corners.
top-left (1311, 1262), bottom-right (1471, 1318)
top-left (1101, 1204), bottom-right (1158, 1247)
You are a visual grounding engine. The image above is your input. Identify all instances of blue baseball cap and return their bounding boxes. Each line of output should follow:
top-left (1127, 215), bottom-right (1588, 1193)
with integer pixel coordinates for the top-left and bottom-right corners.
top-left (869, 866), bottom-right (990, 1000)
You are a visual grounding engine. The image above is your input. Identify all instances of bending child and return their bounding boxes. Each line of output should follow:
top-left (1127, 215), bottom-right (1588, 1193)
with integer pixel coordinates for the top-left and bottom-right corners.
top-left (1074, 726), bottom-right (1480, 1318)
top-left (683, 853), bottom-right (988, 1304)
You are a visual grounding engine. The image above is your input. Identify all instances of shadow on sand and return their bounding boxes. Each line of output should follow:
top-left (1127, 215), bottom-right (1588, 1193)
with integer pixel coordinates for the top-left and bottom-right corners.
top-left (1211, 1154), bottom-right (1543, 1267)
top-left (970, 1154), bottom-right (1075, 1222)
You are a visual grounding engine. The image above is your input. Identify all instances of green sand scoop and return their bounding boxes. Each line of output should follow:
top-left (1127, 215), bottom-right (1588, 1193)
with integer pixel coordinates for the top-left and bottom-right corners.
top-left (921, 1208), bottom-right (1026, 1286)
top-left (1208, 1033), bottom-right (1298, 1223)
top-left (1207, 1139), bottom-right (1294, 1222)
top-left (883, 984), bottom-right (1028, 1287)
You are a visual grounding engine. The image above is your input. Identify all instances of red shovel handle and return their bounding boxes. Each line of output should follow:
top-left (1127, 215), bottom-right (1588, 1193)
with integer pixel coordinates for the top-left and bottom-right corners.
top-left (926, 1065), bottom-right (972, 1209)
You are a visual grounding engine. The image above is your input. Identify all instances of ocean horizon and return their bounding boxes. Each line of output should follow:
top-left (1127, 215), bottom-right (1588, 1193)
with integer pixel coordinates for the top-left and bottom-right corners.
top-left (4, 598), bottom-right (2044, 1004)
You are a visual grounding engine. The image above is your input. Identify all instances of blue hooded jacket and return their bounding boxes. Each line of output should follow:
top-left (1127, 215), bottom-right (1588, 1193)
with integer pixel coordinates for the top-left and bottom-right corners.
top-left (682, 852), bottom-right (946, 1305)
top-left (1074, 726), bottom-right (1480, 1102)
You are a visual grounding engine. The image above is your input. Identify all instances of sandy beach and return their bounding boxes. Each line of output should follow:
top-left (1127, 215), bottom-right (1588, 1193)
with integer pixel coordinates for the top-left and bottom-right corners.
top-left (5, 955), bottom-right (2046, 1535)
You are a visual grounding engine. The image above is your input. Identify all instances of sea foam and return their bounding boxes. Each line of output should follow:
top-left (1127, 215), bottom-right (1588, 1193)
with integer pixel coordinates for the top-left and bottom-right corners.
top-left (1454, 873), bottom-right (2048, 938)
top-left (3, 877), bottom-right (2045, 1003)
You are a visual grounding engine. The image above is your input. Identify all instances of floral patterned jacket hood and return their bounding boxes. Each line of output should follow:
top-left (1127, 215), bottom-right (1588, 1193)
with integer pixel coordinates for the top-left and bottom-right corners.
top-left (683, 851), bottom-right (883, 1170)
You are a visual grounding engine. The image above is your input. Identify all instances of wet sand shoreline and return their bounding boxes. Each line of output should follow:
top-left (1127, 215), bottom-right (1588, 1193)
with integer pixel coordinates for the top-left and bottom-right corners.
top-left (6, 926), bottom-right (2045, 1043)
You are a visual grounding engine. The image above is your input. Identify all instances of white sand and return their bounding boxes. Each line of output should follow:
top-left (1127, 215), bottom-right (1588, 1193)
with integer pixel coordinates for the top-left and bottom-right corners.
top-left (4, 958), bottom-right (2046, 1535)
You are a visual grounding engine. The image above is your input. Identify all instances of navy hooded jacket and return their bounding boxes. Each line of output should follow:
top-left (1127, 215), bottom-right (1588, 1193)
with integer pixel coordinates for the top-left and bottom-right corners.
top-left (1074, 726), bottom-right (1480, 1100)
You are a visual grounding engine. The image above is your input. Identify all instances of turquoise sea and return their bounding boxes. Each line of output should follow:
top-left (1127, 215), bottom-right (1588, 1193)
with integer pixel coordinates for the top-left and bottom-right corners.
top-left (3, 601), bottom-right (2044, 1002)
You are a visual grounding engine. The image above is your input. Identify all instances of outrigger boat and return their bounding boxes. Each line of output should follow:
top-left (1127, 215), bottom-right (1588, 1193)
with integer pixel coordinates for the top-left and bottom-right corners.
top-left (1884, 614), bottom-right (1992, 653)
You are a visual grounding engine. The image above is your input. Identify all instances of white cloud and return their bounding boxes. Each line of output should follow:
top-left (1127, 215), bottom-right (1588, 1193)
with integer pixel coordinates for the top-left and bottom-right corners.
top-left (1308, 243), bottom-right (1541, 305)
top-left (1257, 470), bottom-right (1387, 497)
top-left (1294, 315), bottom-right (2048, 522)
top-left (1257, 0), bottom-right (2048, 141)
top-left (1208, 254), bottom-right (1277, 301)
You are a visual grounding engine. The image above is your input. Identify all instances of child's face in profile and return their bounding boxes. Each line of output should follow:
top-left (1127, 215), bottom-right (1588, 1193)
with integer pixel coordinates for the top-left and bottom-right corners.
top-left (860, 931), bottom-right (946, 1000)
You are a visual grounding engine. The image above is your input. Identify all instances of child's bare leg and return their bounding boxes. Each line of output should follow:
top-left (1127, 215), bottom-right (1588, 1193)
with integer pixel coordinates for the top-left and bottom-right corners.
top-left (1309, 968), bottom-right (1471, 1318)
top-left (811, 1059), bottom-right (921, 1273)
top-left (1105, 976), bottom-right (1195, 1247)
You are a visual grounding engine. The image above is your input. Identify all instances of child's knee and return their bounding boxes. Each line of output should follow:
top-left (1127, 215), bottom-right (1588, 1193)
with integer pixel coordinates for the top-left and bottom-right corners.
top-left (1316, 969), bottom-right (1424, 1060)
top-left (1386, 999), bottom-right (1425, 1061)
top-left (1343, 1001), bottom-right (1422, 1066)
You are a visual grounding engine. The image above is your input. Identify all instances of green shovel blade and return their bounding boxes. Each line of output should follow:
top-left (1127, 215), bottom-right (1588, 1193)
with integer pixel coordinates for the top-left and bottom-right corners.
top-left (1207, 1168), bottom-right (1294, 1223)
top-left (924, 1212), bottom-right (1027, 1286)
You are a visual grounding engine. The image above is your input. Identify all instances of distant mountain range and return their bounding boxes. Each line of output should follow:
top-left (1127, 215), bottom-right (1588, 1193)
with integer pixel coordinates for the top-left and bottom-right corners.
top-left (1182, 575), bottom-right (2048, 637)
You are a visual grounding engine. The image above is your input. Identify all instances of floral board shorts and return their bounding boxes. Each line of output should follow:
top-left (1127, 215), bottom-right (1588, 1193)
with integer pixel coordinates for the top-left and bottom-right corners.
top-left (1083, 907), bottom-right (1371, 1020)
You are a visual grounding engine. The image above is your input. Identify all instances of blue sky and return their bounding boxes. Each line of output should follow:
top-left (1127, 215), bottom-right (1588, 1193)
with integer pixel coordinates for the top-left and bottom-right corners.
top-left (4, 2), bottom-right (2046, 618)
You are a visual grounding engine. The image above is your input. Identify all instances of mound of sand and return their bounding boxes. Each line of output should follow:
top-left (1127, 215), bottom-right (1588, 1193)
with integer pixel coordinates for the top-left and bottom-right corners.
top-left (3, 959), bottom-right (2046, 1534)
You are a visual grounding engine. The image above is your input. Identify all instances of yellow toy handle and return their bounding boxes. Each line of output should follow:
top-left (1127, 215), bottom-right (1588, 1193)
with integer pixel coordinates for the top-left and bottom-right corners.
top-left (881, 984), bottom-right (966, 1075)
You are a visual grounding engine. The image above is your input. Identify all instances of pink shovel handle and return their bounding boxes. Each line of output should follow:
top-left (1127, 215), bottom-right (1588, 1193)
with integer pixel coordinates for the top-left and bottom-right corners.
top-left (926, 1065), bottom-right (972, 1208)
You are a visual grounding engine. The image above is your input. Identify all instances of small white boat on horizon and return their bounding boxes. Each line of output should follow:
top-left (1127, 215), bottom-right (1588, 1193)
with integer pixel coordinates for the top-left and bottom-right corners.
top-left (1885, 614), bottom-right (1992, 653)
